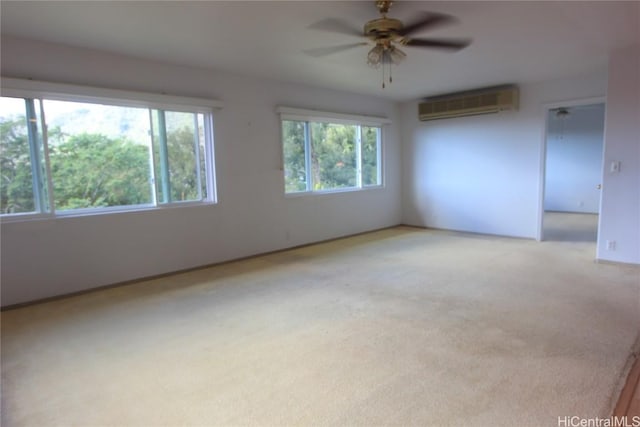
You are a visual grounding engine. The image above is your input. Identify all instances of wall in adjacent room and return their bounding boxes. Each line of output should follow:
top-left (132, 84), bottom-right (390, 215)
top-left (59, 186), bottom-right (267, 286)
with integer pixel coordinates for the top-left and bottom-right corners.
top-left (544, 104), bottom-right (605, 214)
top-left (400, 71), bottom-right (607, 239)
top-left (0, 36), bottom-right (402, 306)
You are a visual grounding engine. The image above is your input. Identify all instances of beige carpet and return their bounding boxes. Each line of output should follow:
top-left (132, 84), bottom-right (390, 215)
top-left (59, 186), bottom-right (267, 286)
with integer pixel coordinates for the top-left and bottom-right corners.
top-left (2, 225), bottom-right (639, 426)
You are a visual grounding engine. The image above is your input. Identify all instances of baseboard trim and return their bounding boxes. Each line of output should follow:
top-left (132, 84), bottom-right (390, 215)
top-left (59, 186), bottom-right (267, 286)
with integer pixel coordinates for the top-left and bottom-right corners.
top-left (1, 224), bottom-right (402, 311)
top-left (595, 258), bottom-right (640, 267)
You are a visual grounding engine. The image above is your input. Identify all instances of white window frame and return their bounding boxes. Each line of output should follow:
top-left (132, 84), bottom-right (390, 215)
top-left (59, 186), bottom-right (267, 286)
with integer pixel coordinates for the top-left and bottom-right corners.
top-left (0, 78), bottom-right (222, 222)
top-left (277, 106), bottom-right (389, 196)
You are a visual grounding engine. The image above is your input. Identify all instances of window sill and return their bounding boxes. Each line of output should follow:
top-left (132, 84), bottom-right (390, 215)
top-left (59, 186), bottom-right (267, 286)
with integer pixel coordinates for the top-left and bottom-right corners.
top-left (0, 200), bottom-right (217, 224)
top-left (284, 185), bottom-right (385, 199)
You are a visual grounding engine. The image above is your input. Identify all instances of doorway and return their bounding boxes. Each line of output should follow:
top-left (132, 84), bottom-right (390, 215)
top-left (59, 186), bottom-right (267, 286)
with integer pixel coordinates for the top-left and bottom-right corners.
top-left (540, 101), bottom-right (606, 243)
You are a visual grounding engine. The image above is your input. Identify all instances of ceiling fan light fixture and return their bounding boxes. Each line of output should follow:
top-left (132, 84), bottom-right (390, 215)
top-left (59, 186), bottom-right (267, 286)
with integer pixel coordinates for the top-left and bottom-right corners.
top-left (367, 44), bottom-right (385, 68)
top-left (387, 45), bottom-right (406, 64)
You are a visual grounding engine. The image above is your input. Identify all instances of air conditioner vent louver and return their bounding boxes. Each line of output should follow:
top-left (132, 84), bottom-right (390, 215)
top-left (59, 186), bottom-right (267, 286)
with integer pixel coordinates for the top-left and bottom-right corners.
top-left (419, 85), bottom-right (519, 121)
top-left (433, 101), bottom-right (447, 113)
top-left (464, 96), bottom-right (480, 109)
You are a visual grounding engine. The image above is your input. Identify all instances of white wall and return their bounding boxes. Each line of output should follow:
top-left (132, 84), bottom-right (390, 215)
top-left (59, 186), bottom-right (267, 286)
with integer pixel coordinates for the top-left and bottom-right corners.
top-left (400, 72), bottom-right (608, 239)
top-left (544, 104), bottom-right (605, 214)
top-left (597, 45), bottom-right (640, 264)
top-left (0, 37), bottom-right (402, 306)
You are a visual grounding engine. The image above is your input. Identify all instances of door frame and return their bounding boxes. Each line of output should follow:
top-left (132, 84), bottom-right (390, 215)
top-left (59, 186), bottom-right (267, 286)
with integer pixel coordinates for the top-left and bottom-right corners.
top-left (536, 96), bottom-right (606, 242)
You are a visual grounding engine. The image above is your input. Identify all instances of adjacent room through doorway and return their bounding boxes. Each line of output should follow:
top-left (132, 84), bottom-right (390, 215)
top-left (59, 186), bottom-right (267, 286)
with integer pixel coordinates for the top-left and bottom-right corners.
top-left (542, 102), bottom-right (605, 244)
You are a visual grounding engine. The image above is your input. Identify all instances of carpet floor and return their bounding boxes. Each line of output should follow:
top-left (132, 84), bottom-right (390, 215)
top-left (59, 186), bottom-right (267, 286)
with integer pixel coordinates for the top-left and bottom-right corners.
top-left (2, 223), bottom-right (639, 426)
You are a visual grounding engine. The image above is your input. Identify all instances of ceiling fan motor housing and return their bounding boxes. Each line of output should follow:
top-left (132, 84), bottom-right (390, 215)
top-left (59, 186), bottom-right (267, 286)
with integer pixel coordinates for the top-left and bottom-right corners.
top-left (364, 18), bottom-right (403, 42)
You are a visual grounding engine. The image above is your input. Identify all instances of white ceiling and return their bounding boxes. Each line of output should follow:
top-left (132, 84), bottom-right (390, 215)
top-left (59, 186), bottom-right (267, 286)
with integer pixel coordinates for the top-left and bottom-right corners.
top-left (1, 1), bottom-right (638, 101)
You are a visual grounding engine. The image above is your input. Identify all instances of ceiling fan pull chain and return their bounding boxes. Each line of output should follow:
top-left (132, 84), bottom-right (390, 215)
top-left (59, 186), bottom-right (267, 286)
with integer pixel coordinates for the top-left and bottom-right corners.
top-left (382, 62), bottom-right (386, 89)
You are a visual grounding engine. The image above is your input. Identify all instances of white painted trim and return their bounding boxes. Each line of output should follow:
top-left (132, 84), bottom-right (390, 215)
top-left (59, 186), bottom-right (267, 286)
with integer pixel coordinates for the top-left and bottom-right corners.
top-left (1, 77), bottom-right (223, 112)
top-left (276, 106), bottom-right (391, 126)
top-left (0, 200), bottom-right (218, 224)
top-left (284, 184), bottom-right (385, 199)
top-left (543, 96), bottom-right (606, 110)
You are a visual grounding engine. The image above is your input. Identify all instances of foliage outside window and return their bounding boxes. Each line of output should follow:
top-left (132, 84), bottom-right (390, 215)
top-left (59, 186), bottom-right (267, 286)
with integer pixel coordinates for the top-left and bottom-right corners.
top-left (281, 113), bottom-right (383, 194)
top-left (0, 82), bottom-right (217, 218)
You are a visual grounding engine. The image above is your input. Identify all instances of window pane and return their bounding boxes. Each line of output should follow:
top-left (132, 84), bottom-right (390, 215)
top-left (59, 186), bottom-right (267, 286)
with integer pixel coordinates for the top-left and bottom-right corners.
top-left (197, 114), bottom-right (208, 199)
top-left (282, 120), bottom-right (307, 193)
top-left (310, 122), bottom-right (356, 191)
top-left (0, 97), bottom-right (46, 214)
top-left (44, 100), bottom-right (153, 211)
top-left (151, 110), bottom-right (206, 203)
top-left (280, 117), bottom-right (383, 194)
top-left (362, 126), bottom-right (380, 186)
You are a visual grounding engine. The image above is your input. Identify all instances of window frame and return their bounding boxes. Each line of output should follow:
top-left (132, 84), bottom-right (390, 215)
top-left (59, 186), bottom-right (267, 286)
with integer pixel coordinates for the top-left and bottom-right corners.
top-left (277, 107), bottom-right (389, 196)
top-left (0, 78), bottom-right (221, 222)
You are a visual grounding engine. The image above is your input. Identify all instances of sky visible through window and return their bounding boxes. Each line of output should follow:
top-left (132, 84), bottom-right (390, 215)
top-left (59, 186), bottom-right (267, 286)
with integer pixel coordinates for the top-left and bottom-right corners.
top-left (0, 99), bottom-right (152, 145)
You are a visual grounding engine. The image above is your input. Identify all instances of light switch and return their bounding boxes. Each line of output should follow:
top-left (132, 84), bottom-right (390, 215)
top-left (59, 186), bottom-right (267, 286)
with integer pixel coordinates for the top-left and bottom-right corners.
top-left (610, 161), bottom-right (621, 173)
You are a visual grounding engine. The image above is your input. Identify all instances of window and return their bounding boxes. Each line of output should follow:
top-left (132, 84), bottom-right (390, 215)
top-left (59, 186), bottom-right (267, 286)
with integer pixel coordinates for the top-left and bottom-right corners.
top-left (0, 97), bottom-right (48, 214)
top-left (0, 78), bottom-right (219, 218)
top-left (279, 107), bottom-right (386, 194)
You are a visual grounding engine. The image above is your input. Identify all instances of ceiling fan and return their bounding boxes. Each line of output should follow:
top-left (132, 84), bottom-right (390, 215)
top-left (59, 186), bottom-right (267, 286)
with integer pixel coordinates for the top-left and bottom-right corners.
top-left (550, 107), bottom-right (571, 140)
top-left (552, 107), bottom-right (571, 119)
top-left (306, 0), bottom-right (471, 88)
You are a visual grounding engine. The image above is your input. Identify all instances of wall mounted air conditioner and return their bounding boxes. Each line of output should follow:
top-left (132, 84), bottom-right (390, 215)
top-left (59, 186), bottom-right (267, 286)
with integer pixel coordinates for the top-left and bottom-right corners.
top-left (418, 85), bottom-right (519, 121)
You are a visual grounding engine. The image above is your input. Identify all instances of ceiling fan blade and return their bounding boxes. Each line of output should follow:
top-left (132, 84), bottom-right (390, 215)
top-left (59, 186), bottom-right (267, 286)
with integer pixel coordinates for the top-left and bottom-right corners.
top-left (404, 38), bottom-right (471, 50)
top-left (308, 18), bottom-right (363, 37)
top-left (303, 42), bottom-right (369, 58)
top-left (398, 12), bottom-right (455, 37)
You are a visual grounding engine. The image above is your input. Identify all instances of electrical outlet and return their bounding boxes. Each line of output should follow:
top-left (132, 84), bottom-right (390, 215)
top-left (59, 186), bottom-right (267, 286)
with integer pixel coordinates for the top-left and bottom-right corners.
top-left (606, 240), bottom-right (616, 251)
